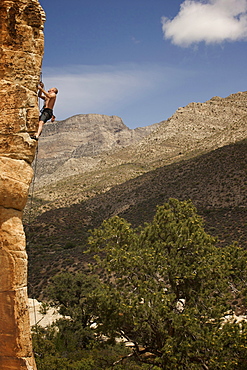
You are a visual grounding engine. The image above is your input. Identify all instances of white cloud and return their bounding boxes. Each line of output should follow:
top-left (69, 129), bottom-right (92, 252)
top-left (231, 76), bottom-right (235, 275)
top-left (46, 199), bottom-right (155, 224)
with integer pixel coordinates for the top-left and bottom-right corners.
top-left (41, 64), bottom-right (192, 121)
top-left (131, 36), bottom-right (141, 44)
top-left (162, 0), bottom-right (247, 47)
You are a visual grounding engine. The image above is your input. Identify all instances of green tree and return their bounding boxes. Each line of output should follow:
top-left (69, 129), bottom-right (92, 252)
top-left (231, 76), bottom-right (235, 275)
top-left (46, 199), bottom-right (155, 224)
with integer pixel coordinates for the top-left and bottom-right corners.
top-left (33, 325), bottom-right (148, 370)
top-left (46, 272), bottom-right (101, 351)
top-left (88, 198), bottom-right (247, 369)
top-left (34, 272), bottom-right (148, 369)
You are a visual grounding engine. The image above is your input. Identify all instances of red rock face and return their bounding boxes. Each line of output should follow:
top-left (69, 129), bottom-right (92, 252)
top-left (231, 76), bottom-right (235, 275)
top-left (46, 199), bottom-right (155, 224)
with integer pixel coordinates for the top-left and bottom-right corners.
top-left (0, 1), bottom-right (45, 369)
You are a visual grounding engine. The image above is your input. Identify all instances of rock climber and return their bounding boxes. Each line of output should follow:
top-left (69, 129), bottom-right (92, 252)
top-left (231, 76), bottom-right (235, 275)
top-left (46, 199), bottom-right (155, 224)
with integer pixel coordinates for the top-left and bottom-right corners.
top-left (31, 82), bottom-right (58, 141)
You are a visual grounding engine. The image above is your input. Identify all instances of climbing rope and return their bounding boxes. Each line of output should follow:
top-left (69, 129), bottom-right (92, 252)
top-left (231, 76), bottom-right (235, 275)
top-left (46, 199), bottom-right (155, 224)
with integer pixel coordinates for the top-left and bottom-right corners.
top-left (27, 75), bottom-right (43, 224)
top-left (39, 72), bottom-right (43, 112)
top-left (27, 145), bottom-right (39, 225)
top-left (40, 72), bottom-right (43, 89)
top-left (29, 283), bottom-right (43, 358)
top-left (31, 288), bottom-right (38, 329)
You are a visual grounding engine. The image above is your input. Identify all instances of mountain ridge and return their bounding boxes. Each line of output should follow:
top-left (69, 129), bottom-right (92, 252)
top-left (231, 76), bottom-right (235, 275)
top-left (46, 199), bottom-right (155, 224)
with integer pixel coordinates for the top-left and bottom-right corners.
top-left (35, 113), bottom-right (161, 186)
top-left (29, 91), bottom-right (247, 215)
top-left (25, 91), bottom-right (247, 297)
top-left (26, 139), bottom-right (247, 298)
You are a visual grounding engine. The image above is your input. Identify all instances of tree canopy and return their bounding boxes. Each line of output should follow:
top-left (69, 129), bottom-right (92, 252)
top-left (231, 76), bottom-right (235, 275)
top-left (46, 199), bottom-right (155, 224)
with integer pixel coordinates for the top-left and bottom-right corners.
top-left (34, 199), bottom-right (247, 369)
top-left (88, 199), bottom-right (247, 369)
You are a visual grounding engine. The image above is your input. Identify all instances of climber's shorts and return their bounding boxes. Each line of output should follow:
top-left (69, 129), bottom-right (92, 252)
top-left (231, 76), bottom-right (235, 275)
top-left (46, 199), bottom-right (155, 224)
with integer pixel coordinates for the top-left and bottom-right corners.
top-left (39, 108), bottom-right (53, 123)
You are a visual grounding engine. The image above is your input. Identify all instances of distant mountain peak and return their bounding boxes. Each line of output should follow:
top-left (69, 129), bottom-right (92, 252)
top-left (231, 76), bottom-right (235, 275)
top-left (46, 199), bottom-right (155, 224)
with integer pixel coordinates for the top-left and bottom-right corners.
top-left (35, 91), bottom-right (247, 188)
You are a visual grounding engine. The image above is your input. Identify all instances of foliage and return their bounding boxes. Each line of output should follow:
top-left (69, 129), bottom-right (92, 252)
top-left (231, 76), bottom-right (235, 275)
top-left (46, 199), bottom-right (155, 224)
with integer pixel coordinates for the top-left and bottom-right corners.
top-left (88, 198), bottom-right (247, 369)
top-left (47, 273), bottom-right (99, 328)
top-left (34, 273), bottom-right (147, 369)
top-left (34, 199), bottom-right (247, 369)
top-left (32, 325), bottom-right (148, 370)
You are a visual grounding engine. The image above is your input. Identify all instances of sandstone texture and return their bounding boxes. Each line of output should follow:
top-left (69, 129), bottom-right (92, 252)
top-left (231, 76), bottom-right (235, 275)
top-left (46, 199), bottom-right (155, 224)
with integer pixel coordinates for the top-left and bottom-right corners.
top-left (0, 1), bottom-right (45, 369)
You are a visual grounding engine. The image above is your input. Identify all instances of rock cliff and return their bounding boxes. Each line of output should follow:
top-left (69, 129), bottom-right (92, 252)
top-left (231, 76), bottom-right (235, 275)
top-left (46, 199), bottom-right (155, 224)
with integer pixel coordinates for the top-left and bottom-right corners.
top-left (0, 1), bottom-right (45, 369)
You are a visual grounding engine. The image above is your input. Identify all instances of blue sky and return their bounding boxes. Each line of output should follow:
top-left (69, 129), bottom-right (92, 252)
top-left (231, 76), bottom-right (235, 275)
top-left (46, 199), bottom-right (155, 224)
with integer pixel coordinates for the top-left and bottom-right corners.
top-left (39, 0), bottom-right (247, 128)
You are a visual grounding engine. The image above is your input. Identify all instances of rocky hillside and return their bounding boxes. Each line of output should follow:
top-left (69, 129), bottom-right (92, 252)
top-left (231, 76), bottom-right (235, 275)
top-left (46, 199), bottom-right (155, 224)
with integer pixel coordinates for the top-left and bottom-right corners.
top-left (35, 114), bottom-right (161, 186)
top-left (25, 91), bottom-right (247, 298)
top-left (26, 139), bottom-right (247, 298)
top-left (28, 91), bottom-right (247, 215)
top-left (34, 91), bottom-right (247, 190)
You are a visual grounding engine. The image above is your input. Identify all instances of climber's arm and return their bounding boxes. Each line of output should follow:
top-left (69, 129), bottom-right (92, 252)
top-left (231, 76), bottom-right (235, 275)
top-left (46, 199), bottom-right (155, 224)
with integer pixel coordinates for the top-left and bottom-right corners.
top-left (38, 82), bottom-right (46, 99)
top-left (38, 84), bottom-right (55, 99)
